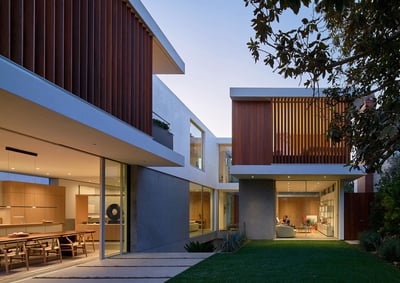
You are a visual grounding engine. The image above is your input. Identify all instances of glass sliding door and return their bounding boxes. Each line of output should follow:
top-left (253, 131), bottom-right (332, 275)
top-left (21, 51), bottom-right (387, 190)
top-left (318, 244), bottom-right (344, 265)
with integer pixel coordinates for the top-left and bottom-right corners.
top-left (189, 183), bottom-right (214, 236)
top-left (101, 159), bottom-right (127, 258)
top-left (203, 187), bottom-right (213, 232)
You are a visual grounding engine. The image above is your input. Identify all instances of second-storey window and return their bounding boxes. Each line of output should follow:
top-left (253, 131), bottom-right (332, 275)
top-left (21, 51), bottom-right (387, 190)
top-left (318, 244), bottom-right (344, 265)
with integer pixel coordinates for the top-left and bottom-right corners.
top-left (190, 121), bottom-right (204, 170)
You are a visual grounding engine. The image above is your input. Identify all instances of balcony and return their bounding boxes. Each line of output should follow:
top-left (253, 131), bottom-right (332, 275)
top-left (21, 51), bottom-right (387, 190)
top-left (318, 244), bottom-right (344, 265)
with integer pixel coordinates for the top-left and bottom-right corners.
top-left (152, 116), bottom-right (173, 150)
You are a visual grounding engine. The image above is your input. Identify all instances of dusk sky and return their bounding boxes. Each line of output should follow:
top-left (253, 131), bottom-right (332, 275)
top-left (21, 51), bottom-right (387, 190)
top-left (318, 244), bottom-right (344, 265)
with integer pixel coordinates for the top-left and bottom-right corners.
top-left (141, 1), bottom-right (309, 137)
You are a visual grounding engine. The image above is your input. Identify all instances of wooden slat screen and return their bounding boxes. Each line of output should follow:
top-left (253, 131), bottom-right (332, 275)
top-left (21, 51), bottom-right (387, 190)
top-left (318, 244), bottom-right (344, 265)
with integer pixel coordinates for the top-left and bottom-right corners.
top-left (272, 97), bottom-right (349, 164)
top-left (232, 96), bottom-right (349, 165)
top-left (0, 0), bottom-right (153, 135)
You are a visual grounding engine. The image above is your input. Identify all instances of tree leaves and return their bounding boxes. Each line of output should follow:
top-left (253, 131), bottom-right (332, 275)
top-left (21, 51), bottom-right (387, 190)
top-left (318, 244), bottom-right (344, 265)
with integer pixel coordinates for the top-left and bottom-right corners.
top-left (245, 0), bottom-right (400, 172)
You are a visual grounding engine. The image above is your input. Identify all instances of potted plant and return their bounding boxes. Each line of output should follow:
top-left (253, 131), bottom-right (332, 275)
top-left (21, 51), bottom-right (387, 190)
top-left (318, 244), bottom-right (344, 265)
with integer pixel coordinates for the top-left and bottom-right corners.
top-left (152, 118), bottom-right (173, 149)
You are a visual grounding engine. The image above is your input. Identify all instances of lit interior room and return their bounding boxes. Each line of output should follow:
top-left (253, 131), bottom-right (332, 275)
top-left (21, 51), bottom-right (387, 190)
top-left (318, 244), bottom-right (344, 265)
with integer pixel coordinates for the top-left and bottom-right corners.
top-left (276, 180), bottom-right (337, 239)
top-left (0, 128), bottom-right (125, 260)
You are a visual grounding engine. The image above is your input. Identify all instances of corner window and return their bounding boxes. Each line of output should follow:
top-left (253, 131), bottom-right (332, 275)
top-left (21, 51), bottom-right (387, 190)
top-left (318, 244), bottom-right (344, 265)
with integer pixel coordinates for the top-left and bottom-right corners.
top-left (190, 121), bottom-right (204, 170)
top-left (189, 183), bottom-right (213, 236)
top-left (218, 144), bottom-right (238, 183)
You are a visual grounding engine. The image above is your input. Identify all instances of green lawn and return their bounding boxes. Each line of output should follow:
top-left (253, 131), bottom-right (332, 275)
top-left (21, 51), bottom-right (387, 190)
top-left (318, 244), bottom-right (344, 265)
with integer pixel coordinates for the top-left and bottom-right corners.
top-left (168, 240), bottom-right (400, 283)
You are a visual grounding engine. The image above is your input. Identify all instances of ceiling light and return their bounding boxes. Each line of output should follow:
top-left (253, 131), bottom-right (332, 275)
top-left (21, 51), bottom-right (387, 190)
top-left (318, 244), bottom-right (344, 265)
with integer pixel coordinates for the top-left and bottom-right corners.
top-left (5, 146), bottom-right (38, 157)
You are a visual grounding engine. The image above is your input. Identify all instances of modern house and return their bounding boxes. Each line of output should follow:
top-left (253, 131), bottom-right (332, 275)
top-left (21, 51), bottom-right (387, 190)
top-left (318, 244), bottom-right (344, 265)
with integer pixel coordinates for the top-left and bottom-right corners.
top-left (0, 0), bottom-right (239, 258)
top-left (230, 88), bottom-right (366, 240)
top-left (0, 1), bottom-right (371, 271)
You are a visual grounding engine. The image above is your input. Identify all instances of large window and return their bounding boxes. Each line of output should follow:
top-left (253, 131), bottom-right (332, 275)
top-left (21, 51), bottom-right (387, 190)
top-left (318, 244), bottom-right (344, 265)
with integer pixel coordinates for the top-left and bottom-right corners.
top-left (102, 159), bottom-right (127, 258)
top-left (189, 183), bottom-right (213, 236)
top-left (218, 191), bottom-right (239, 230)
top-left (218, 144), bottom-right (238, 183)
top-left (190, 122), bottom-right (204, 170)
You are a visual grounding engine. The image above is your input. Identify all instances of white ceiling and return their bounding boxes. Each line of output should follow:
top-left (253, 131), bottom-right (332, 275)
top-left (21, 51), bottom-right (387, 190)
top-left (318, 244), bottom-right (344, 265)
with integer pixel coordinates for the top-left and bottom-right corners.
top-left (276, 180), bottom-right (336, 193)
top-left (0, 89), bottom-right (174, 183)
top-left (0, 128), bottom-right (100, 183)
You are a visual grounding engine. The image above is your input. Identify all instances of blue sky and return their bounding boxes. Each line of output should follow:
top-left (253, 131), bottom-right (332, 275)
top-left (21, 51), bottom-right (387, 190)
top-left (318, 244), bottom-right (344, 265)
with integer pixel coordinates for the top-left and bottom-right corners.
top-left (141, 0), bottom-right (304, 137)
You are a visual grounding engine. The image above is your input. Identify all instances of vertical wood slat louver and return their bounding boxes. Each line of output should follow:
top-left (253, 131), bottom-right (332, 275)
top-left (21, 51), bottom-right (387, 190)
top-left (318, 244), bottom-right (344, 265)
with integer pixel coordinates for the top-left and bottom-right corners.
top-left (0, 0), bottom-right (153, 135)
top-left (272, 97), bottom-right (349, 164)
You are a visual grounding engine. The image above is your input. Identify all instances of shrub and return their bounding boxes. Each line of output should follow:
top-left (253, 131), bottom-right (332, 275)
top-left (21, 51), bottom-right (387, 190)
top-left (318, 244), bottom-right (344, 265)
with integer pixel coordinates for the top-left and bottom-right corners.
top-left (359, 230), bottom-right (381, 252)
top-left (220, 231), bottom-right (246, 252)
top-left (152, 118), bottom-right (169, 130)
top-left (378, 237), bottom-right (400, 262)
top-left (184, 241), bottom-right (215, 252)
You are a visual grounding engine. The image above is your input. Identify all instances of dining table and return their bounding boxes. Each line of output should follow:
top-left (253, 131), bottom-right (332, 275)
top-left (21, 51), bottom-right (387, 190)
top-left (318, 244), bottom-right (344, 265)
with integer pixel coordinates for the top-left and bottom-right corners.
top-left (0, 230), bottom-right (96, 273)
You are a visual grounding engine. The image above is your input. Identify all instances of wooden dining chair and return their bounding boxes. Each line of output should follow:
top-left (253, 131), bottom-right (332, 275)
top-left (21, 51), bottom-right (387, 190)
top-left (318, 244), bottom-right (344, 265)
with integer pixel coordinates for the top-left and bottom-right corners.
top-left (60, 233), bottom-right (87, 257)
top-left (29, 237), bottom-right (62, 264)
top-left (0, 241), bottom-right (29, 273)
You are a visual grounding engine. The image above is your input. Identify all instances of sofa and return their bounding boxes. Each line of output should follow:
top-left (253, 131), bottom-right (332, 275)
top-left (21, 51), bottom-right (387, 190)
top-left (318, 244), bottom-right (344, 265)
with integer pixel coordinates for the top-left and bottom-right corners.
top-left (189, 221), bottom-right (199, 232)
top-left (276, 224), bottom-right (296, 238)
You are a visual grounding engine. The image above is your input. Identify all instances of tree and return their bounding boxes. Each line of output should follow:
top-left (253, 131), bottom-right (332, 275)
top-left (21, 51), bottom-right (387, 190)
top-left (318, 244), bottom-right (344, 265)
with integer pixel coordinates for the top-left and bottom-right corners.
top-left (245, 0), bottom-right (400, 172)
top-left (369, 154), bottom-right (400, 236)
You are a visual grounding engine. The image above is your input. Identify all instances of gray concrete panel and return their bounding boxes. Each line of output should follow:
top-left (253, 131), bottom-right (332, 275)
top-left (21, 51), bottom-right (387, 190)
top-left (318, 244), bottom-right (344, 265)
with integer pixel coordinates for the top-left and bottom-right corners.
top-left (130, 166), bottom-right (189, 252)
top-left (239, 179), bottom-right (276, 239)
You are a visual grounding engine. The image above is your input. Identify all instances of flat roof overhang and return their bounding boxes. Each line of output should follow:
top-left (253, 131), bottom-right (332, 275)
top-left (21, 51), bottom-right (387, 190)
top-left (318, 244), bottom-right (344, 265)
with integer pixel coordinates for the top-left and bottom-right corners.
top-left (230, 87), bottom-right (326, 101)
top-left (0, 57), bottom-right (184, 179)
top-left (128, 0), bottom-right (185, 75)
top-left (231, 164), bottom-right (365, 181)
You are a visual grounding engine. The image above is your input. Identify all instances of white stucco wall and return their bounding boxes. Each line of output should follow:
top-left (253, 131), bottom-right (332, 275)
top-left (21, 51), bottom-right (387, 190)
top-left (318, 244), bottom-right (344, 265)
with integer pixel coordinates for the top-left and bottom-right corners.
top-left (151, 76), bottom-right (219, 189)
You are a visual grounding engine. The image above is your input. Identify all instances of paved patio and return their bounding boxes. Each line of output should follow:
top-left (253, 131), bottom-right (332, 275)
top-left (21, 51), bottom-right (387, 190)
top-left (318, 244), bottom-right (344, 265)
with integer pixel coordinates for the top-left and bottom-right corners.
top-left (8, 253), bottom-right (213, 283)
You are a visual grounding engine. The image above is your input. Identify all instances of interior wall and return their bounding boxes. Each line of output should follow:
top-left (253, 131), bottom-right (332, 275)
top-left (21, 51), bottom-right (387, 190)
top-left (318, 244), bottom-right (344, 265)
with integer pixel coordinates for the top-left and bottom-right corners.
top-left (218, 191), bottom-right (226, 230)
top-left (0, 180), bottom-right (65, 224)
top-left (277, 197), bottom-right (320, 227)
top-left (51, 179), bottom-right (79, 219)
top-left (189, 191), bottom-right (211, 229)
top-left (51, 179), bottom-right (98, 231)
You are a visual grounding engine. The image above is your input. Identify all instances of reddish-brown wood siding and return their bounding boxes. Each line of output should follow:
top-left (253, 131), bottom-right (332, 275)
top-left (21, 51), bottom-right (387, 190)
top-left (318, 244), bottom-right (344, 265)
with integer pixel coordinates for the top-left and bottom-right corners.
top-left (356, 173), bottom-right (374, 193)
top-left (232, 101), bottom-right (273, 165)
top-left (232, 97), bottom-right (349, 165)
top-left (0, 0), bottom-right (153, 135)
top-left (344, 193), bottom-right (375, 240)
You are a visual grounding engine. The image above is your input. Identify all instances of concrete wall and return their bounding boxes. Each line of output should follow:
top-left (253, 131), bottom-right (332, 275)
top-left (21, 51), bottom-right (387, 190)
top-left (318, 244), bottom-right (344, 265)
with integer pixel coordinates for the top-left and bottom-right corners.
top-left (130, 166), bottom-right (189, 252)
top-left (239, 179), bottom-right (276, 239)
top-left (151, 76), bottom-right (219, 189)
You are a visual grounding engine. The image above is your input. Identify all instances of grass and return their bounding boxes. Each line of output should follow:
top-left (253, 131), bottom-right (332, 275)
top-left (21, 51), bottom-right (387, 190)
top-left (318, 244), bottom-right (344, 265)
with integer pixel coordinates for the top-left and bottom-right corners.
top-left (168, 240), bottom-right (400, 283)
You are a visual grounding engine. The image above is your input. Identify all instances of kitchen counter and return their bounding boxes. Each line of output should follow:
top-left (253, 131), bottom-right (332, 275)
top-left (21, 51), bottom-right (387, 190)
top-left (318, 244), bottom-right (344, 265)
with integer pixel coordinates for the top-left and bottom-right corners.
top-left (0, 222), bottom-right (63, 236)
top-left (76, 223), bottom-right (121, 241)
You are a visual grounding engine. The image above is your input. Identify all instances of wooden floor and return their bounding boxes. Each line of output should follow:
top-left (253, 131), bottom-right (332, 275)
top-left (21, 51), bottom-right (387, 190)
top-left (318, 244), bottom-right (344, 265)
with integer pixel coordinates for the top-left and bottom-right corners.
top-left (292, 228), bottom-right (334, 240)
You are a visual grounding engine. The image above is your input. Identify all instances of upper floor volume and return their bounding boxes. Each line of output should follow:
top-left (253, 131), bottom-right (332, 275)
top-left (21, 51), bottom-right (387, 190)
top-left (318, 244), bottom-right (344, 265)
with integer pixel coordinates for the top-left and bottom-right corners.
top-left (231, 88), bottom-right (350, 166)
top-left (0, 0), bottom-right (184, 137)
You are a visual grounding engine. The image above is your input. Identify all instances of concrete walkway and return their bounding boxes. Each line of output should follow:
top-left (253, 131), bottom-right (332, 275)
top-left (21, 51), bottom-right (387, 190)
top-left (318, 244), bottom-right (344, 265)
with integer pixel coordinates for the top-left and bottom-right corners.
top-left (12, 253), bottom-right (213, 283)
